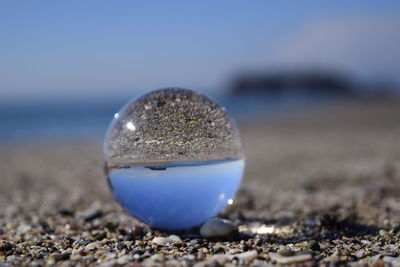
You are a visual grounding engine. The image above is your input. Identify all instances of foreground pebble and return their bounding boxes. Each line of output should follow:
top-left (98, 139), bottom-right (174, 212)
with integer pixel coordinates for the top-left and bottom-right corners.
top-left (194, 250), bottom-right (258, 267)
top-left (277, 246), bottom-right (295, 256)
top-left (200, 218), bottom-right (236, 238)
top-left (269, 252), bottom-right (313, 264)
top-left (152, 235), bottom-right (182, 245)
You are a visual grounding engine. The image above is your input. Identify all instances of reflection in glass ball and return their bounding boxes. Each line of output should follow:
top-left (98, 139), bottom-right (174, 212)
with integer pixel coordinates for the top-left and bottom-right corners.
top-left (103, 88), bottom-right (244, 230)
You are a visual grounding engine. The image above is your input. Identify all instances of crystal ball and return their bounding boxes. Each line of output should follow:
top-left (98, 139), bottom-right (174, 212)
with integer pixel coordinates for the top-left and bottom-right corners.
top-left (103, 88), bottom-right (244, 230)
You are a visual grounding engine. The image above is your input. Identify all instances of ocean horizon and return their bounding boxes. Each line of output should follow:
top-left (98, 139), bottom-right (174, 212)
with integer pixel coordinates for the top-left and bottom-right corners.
top-left (0, 92), bottom-right (340, 142)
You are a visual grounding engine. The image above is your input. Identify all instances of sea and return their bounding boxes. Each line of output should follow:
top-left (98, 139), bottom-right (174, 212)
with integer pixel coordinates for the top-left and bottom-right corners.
top-left (0, 92), bottom-right (337, 142)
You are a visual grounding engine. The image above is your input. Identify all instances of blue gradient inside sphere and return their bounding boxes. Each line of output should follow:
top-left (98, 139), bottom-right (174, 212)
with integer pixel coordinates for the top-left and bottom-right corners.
top-left (108, 159), bottom-right (244, 230)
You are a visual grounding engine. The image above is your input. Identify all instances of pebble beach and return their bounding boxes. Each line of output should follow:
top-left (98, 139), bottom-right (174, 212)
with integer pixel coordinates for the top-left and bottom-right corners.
top-left (1, 99), bottom-right (400, 266)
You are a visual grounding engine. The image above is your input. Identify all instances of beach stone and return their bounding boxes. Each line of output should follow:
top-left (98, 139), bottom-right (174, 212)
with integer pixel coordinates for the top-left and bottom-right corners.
top-left (94, 232), bottom-right (107, 240)
top-left (193, 250), bottom-right (258, 267)
top-left (152, 235), bottom-right (182, 245)
top-left (0, 242), bottom-right (14, 251)
top-left (85, 242), bottom-right (98, 250)
top-left (269, 252), bottom-right (313, 264)
top-left (116, 243), bottom-right (127, 250)
top-left (379, 229), bottom-right (389, 237)
top-left (355, 250), bottom-right (365, 258)
top-left (52, 253), bottom-right (70, 261)
top-left (200, 218), bottom-right (236, 238)
top-left (77, 207), bottom-right (102, 221)
top-left (127, 225), bottom-right (143, 238)
top-left (308, 240), bottom-right (321, 251)
top-left (277, 246), bottom-right (295, 256)
top-left (116, 255), bottom-right (131, 264)
top-left (57, 206), bottom-right (74, 216)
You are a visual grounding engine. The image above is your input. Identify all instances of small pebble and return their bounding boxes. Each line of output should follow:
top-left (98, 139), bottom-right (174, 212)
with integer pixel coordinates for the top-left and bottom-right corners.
top-left (152, 235), bottom-right (182, 245)
top-left (269, 252), bottom-right (313, 264)
top-left (188, 247), bottom-right (198, 254)
top-left (277, 246), bottom-right (295, 257)
top-left (128, 225), bottom-right (143, 238)
top-left (132, 249), bottom-right (145, 255)
top-left (308, 240), bottom-right (321, 251)
top-left (117, 243), bottom-right (127, 250)
top-left (57, 207), bottom-right (74, 216)
top-left (77, 206), bottom-right (102, 221)
top-left (379, 229), bottom-right (389, 237)
top-left (53, 253), bottom-right (70, 261)
top-left (194, 250), bottom-right (258, 266)
top-left (200, 218), bottom-right (236, 238)
top-left (85, 242), bottom-right (98, 250)
top-left (117, 255), bottom-right (131, 265)
top-left (0, 242), bottom-right (14, 251)
top-left (94, 232), bottom-right (107, 240)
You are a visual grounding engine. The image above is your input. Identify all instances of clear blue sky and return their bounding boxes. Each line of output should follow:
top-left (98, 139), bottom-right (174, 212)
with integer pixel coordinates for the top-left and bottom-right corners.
top-left (1, 1), bottom-right (400, 103)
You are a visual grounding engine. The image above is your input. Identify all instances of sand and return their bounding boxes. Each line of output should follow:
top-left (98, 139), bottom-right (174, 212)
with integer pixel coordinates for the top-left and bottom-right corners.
top-left (1, 98), bottom-right (400, 266)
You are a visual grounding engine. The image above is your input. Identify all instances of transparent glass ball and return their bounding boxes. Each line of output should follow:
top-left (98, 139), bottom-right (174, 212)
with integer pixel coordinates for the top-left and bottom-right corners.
top-left (103, 88), bottom-right (244, 230)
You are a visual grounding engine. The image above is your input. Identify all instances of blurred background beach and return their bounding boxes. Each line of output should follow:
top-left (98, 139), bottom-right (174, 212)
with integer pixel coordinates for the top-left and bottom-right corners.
top-left (1, 1), bottom-right (399, 141)
top-left (1, 1), bottom-right (400, 265)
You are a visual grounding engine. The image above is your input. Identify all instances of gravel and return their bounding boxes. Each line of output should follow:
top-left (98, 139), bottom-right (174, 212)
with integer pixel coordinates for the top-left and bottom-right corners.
top-left (1, 99), bottom-right (400, 266)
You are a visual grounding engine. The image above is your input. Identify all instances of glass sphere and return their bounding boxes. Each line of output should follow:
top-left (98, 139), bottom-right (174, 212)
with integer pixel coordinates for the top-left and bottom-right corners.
top-left (103, 88), bottom-right (244, 230)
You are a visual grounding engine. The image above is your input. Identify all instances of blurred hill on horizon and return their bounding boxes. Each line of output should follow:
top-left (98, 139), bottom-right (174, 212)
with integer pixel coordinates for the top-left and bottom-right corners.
top-left (230, 68), bottom-right (399, 98)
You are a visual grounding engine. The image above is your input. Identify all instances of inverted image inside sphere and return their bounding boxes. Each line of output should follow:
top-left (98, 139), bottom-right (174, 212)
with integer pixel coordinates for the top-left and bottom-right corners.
top-left (104, 88), bottom-right (243, 167)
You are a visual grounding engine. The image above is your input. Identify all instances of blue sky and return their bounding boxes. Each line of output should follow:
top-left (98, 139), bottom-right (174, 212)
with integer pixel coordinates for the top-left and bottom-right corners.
top-left (1, 1), bottom-right (400, 103)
